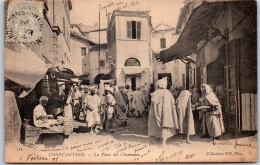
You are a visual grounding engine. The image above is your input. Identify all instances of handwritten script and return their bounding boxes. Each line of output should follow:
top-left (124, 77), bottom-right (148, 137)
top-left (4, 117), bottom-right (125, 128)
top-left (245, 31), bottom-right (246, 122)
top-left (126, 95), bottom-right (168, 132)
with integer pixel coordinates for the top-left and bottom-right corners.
top-left (98, 1), bottom-right (141, 12)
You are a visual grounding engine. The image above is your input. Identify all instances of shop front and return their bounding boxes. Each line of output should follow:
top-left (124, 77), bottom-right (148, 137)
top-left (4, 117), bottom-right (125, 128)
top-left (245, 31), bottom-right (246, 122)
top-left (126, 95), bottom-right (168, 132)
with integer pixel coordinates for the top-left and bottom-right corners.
top-left (158, 1), bottom-right (257, 132)
top-left (120, 58), bottom-right (147, 90)
top-left (123, 66), bottom-right (144, 90)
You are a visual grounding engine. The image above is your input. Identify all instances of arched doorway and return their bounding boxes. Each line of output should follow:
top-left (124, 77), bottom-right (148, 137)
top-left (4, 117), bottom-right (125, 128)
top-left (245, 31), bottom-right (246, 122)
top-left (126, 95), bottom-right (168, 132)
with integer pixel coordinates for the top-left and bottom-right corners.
top-left (94, 74), bottom-right (105, 85)
top-left (124, 58), bottom-right (143, 90)
top-left (94, 74), bottom-right (112, 85)
top-left (103, 74), bottom-right (112, 80)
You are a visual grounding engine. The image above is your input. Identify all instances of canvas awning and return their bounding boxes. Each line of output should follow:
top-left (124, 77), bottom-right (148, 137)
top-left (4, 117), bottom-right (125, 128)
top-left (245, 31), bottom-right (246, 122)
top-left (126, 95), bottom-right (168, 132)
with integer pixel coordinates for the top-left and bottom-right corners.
top-left (5, 48), bottom-right (51, 98)
top-left (55, 67), bottom-right (78, 80)
top-left (159, 1), bottom-right (224, 63)
top-left (78, 73), bottom-right (90, 80)
top-left (122, 66), bottom-right (144, 76)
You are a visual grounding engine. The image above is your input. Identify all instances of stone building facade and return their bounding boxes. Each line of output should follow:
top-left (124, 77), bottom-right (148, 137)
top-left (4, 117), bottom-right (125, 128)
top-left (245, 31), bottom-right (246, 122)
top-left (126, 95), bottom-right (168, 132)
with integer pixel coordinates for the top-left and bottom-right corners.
top-left (107, 10), bottom-right (153, 90)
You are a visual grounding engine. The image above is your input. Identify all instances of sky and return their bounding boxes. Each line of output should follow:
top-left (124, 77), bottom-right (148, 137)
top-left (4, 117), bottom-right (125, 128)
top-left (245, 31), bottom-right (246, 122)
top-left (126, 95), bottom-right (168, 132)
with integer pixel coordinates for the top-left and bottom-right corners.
top-left (70, 0), bottom-right (185, 29)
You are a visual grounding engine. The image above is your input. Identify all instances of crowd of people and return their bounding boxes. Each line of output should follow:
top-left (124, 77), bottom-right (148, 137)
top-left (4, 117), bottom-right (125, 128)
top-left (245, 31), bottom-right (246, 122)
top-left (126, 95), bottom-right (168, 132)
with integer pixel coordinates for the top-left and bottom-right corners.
top-left (33, 78), bottom-right (225, 147)
top-left (148, 78), bottom-right (225, 146)
top-left (32, 82), bottom-right (150, 135)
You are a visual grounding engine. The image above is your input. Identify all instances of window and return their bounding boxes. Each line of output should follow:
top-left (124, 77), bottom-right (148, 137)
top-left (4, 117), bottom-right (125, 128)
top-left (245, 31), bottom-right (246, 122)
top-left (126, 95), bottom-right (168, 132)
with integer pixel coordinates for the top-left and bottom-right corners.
top-left (127, 21), bottom-right (141, 39)
top-left (160, 38), bottom-right (166, 48)
top-left (81, 47), bottom-right (86, 56)
top-left (125, 58), bottom-right (141, 66)
top-left (100, 60), bottom-right (105, 68)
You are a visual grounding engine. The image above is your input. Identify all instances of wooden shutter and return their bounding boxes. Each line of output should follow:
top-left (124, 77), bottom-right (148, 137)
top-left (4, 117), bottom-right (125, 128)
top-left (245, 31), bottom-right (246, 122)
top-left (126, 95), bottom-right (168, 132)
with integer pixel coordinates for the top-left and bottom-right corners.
top-left (137, 22), bottom-right (141, 39)
top-left (127, 21), bottom-right (132, 38)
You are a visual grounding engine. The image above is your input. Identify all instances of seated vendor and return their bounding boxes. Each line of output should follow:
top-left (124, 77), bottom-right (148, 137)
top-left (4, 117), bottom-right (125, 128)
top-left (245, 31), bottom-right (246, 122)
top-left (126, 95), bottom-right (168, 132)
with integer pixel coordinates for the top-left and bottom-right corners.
top-left (33, 96), bottom-right (57, 128)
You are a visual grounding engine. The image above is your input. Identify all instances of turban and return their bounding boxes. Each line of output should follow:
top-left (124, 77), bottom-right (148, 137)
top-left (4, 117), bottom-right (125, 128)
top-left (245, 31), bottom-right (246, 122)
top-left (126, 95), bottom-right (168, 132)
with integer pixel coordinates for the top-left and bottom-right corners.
top-left (39, 96), bottom-right (48, 102)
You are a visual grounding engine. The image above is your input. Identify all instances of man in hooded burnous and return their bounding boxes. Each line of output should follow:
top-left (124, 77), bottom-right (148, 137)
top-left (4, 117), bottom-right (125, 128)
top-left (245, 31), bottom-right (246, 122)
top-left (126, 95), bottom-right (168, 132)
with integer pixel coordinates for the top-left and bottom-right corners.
top-left (148, 78), bottom-right (179, 147)
top-left (195, 83), bottom-right (225, 141)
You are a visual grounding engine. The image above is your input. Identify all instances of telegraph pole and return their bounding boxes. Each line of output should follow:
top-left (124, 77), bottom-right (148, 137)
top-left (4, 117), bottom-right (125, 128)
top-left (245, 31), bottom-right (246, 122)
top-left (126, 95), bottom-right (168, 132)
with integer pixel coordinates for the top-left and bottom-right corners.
top-left (98, 6), bottom-right (101, 74)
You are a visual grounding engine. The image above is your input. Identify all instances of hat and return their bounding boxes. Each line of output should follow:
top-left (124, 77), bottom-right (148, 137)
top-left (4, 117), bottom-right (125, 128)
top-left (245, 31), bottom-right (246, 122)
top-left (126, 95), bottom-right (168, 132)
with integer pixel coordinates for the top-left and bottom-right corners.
top-left (39, 96), bottom-right (48, 102)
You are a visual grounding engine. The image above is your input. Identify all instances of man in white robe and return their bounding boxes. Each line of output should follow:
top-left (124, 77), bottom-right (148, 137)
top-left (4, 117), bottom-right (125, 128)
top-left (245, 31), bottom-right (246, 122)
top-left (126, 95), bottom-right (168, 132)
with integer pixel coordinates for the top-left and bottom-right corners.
top-left (176, 88), bottom-right (196, 144)
top-left (148, 78), bottom-right (179, 146)
top-left (132, 87), bottom-right (145, 118)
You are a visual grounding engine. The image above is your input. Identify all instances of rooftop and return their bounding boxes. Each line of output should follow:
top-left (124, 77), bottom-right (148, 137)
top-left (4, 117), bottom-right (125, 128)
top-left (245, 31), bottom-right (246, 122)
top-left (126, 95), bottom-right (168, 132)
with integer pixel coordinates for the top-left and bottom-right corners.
top-left (113, 10), bottom-right (150, 15)
top-left (70, 29), bottom-right (96, 46)
top-left (153, 22), bottom-right (175, 32)
top-left (108, 10), bottom-right (151, 30)
top-left (77, 23), bottom-right (107, 33)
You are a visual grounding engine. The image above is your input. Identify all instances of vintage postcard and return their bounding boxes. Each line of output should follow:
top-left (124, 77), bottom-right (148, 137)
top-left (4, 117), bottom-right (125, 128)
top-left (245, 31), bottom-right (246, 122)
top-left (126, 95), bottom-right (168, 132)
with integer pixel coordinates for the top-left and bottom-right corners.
top-left (4, 0), bottom-right (257, 163)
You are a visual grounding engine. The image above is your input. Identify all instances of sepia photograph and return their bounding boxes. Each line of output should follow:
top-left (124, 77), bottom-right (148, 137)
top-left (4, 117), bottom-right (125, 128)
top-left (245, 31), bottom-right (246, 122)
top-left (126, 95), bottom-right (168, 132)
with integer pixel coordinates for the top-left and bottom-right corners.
top-left (4, 0), bottom-right (257, 163)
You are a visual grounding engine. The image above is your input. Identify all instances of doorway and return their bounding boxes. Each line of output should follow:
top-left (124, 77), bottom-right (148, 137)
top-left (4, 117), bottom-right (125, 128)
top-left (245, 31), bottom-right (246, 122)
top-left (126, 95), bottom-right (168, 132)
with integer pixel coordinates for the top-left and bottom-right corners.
top-left (131, 77), bottom-right (136, 91)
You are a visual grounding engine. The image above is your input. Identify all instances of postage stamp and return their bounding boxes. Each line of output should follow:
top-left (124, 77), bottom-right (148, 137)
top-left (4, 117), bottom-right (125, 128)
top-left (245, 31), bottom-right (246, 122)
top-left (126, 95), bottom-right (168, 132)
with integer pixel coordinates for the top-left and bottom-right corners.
top-left (5, 0), bottom-right (43, 44)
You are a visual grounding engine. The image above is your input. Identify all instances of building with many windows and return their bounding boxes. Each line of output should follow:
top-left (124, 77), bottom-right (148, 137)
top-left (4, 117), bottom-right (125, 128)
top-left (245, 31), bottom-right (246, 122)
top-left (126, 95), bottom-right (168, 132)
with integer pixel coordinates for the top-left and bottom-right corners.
top-left (107, 10), bottom-right (153, 90)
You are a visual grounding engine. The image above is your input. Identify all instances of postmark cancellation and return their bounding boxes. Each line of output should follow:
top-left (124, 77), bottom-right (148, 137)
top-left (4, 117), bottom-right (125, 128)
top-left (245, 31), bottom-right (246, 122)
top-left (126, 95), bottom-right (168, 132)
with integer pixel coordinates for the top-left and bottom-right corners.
top-left (6, 0), bottom-right (43, 44)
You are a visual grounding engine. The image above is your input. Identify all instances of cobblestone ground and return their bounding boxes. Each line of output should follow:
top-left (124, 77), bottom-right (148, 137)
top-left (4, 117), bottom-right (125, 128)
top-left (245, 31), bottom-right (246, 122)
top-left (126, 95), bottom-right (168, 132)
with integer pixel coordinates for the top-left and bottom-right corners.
top-left (7, 114), bottom-right (257, 163)
top-left (70, 114), bottom-right (257, 147)
top-left (58, 114), bottom-right (257, 162)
